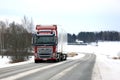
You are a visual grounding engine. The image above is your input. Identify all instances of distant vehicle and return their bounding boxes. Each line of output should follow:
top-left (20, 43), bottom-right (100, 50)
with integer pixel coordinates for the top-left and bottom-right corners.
top-left (32, 25), bottom-right (67, 63)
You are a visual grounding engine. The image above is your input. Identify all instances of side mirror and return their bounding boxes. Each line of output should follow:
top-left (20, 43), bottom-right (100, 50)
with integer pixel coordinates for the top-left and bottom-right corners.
top-left (32, 34), bottom-right (36, 46)
top-left (55, 37), bottom-right (58, 45)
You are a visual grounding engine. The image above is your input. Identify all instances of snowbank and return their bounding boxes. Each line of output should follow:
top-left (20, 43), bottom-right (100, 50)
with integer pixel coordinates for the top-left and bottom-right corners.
top-left (67, 53), bottom-right (85, 60)
top-left (95, 54), bottom-right (120, 80)
top-left (0, 56), bottom-right (34, 68)
top-left (93, 41), bottom-right (120, 80)
top-left (0, 56), bottom-right (10, 65)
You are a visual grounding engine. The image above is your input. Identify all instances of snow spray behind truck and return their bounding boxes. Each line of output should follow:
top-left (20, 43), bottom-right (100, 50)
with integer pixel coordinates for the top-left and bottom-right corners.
top-left (32, 25), bottom-right (67, 63)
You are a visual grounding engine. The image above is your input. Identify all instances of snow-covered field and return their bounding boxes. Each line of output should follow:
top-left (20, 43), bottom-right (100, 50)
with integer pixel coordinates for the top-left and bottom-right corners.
top-left (0, 41), bottom-right (120, 80)
top-left (93, 42), bottom-right (120, 80)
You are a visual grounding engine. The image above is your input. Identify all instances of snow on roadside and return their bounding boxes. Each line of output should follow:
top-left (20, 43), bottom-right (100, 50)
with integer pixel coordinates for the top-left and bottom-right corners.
top-left (65, 44), bottom-right (94, 60)
top-left (0, 56), bottom-right (34, 68)
top-left (93, 41), bottom-right (120, 80)
top-left (67, 53), bottom-right (85, 60)
top-left (96, 54), bottom-right (120, 80)
top-left (0, 56), bottom-right (10, 65)
top-left (65, 45), bottom-right (95, 54)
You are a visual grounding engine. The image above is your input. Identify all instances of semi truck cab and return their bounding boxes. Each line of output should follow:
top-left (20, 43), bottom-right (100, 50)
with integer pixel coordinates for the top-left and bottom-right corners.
top-left (32, 25), bottom-right (67, 63)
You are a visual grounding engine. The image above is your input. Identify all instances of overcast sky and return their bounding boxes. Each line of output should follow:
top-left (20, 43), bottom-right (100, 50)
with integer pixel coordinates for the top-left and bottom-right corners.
top-left (0, 0), bottom-right (120, 34)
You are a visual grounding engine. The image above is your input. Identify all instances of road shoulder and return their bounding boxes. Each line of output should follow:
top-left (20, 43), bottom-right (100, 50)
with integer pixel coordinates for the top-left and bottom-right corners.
top-left (92, 60), bottom-right (102, 80)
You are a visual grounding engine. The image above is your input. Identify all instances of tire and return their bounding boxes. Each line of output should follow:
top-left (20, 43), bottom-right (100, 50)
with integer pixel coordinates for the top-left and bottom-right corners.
top-left (57, 53), bottom-right (61, 62)
top-left (61, 54), bottom-right (64, 61)
top-left (35, 60), bottom-right (38, 63)
top-left (63, 54), bottom-right (67, 60)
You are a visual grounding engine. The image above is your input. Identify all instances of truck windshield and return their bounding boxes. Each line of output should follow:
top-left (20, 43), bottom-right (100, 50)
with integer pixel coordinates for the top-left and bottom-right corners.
top-left (35, 36), bottom-right (55, 44)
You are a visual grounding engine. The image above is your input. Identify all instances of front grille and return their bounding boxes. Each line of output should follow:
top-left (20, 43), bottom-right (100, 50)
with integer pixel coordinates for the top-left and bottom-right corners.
top-left (37, 47), bottom-right (52, 54)
top-left (37, 47), bottom-right (53, 58)
top-left (39, 55), bottom-right (51, 58)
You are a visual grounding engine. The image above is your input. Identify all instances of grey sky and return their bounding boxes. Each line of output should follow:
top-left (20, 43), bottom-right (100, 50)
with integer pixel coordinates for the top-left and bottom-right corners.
top-left (0, 0), bottom-right (120, 34)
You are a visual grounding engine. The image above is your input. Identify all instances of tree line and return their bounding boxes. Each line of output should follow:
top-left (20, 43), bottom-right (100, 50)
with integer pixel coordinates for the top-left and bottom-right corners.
top-left (0, 16), bottom-right (33, 62)
top-left (68, 31), bottom-right (120, 43)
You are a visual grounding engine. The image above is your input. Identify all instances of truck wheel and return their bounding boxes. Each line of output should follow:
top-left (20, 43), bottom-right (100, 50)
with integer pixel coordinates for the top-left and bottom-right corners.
top-left (63, 54), bottom-right (67, 60)
top-left (65, 54), bottom-right (67, 60)
top-left (61, 54), bottom-right (64, 61)
top-left (64, 56), bottom-right (66, 60)
top-left (57, 53), bottom-right (61, 62)
top-left (35, 60), bottom-right (38, 63)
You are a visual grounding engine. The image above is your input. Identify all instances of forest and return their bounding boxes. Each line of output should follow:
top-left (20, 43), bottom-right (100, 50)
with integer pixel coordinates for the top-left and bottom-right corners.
top-left (0, 16), bottom-right (33, 62)
top-left (68, 31), bottom-right (120, 43)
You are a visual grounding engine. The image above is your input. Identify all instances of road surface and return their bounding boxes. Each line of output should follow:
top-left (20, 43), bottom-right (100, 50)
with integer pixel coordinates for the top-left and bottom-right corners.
top-left (0, 53), bottom-right (96, 80)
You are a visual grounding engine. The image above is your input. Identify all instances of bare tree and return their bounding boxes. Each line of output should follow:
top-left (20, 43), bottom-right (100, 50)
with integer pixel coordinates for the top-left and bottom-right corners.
top-left (22, 16), bottom-right (34, 33)
top-left (6, 22), bottom-right (31, 62)
top-left (0, 21), bottom-right (6, 56)
top-left (0, 17), bottom-right (34, 62)
top-left (28, 18), bottom-right (34, 33)
top-left (21, 16), bottom-right (34, 53)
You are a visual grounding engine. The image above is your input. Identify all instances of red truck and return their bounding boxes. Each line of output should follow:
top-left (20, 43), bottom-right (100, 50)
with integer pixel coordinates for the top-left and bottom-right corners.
top-left (32, 25), bottom-right (67, 63)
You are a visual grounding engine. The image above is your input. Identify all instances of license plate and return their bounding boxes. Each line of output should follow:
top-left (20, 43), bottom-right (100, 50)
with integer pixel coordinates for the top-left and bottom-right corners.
top-left (43, 58), bottom-right (47, 60)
